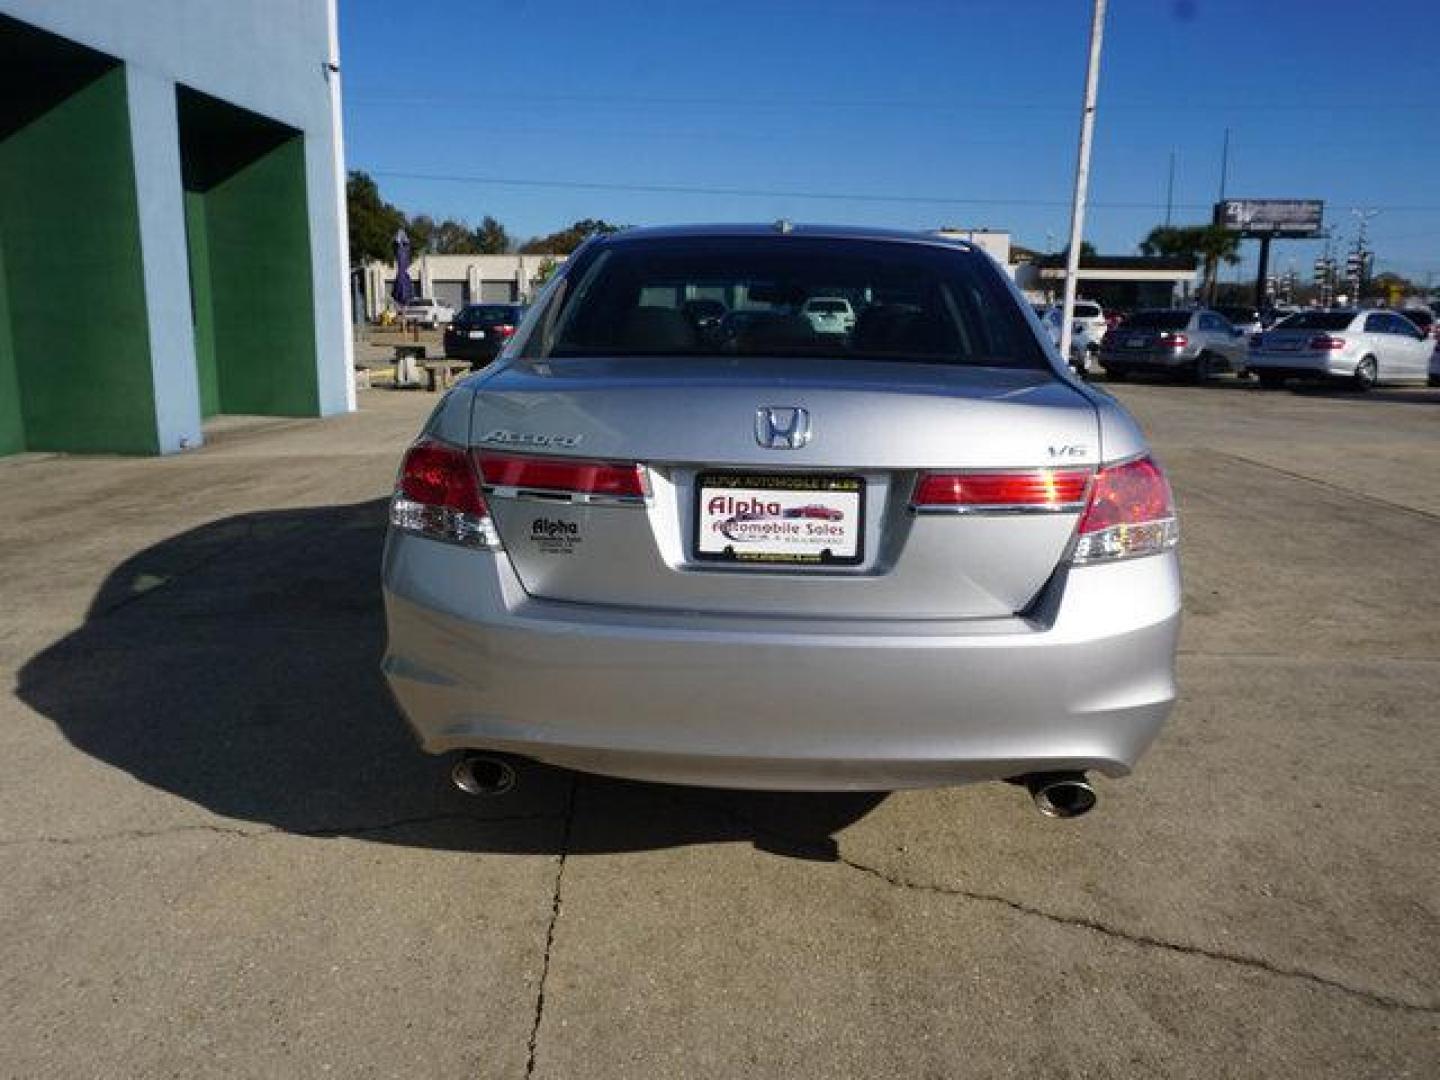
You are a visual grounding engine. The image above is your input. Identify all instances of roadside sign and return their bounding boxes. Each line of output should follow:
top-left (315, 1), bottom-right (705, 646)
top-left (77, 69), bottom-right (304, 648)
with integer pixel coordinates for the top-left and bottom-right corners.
top-left (1214, 199), bottom-right (1324, 238)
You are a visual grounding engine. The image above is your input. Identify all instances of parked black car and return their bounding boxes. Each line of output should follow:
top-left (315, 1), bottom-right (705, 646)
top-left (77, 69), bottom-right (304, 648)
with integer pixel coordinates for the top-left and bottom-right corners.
top-left (443, 303), bottom-right (525, 367)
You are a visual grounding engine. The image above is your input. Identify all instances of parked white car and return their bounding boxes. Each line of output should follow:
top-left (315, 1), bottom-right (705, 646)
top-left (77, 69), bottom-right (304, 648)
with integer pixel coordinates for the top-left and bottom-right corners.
top-left (1249, 309), bottom-right (1434, 390)
top-left (801, 297), bottom-right (856, 335)
top-left (401, 297), bottom-right (455, 328)
top-left (1042, 300), bottom-right (1107, 343)
top-left (1040, 302), bottom-right (1105, 375)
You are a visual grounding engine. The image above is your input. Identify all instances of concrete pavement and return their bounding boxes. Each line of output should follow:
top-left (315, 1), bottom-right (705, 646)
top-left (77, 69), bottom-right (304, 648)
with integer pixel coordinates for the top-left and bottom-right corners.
top-left (1, 382), bottom-right (1436, 1077)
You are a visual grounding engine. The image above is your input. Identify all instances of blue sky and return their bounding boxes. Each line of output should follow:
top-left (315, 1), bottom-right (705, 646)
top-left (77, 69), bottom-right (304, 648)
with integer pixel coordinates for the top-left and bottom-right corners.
top-left (339, 0), bottom-right (1440, 283)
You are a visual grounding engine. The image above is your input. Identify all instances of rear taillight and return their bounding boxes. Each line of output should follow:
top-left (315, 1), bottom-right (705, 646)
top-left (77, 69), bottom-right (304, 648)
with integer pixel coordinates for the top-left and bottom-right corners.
top-left (1158, 332), bottom-right (1189, 348)
top-left (390, 437), bottom-right (500, 548)
top-left (1308, 335), bottom-right (1347, 351)
top-left (912, 468), bottom-right (1091, 512)
top-left (494, 324), bottom-right (516, 338)
top-left (1072, 456), bottom-right (1178, 564)
top-left (475, 451), bottom-right (649, 503)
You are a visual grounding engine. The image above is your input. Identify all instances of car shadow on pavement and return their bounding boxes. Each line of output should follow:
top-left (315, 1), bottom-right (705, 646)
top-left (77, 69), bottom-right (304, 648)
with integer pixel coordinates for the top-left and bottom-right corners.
top-left (16, 500), bottom-right (882, 860)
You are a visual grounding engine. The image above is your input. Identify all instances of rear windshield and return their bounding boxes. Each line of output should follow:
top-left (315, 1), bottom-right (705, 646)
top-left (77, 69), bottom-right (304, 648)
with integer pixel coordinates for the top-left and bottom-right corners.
top-left (1073, 303), bottom-right (1101, 318)
top-left (1122, 311), bottom-right (1190, 331)
top-left (456, 305), bottom-right (518, 323)
top-left (519, 236), bottom-right (1048, 369)
top-left (1216, 307), bottom-right (1257, 321)
top-left (807, 300), bottom-right (849, 313)
top-left (1274, 312), bottom-right (1355, 331)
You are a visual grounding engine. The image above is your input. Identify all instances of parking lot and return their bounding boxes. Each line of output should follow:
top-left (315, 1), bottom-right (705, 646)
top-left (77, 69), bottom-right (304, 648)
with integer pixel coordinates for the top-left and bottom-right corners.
top-left (2, 380), bottom-right (1437, 1077)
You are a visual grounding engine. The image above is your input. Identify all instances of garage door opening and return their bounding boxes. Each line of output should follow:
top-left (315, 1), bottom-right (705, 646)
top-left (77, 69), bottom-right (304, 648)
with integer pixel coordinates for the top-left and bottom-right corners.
top-left (0, 15), bottom-right (157, 455)
top-left (177, 86), bottom-right (318, 419)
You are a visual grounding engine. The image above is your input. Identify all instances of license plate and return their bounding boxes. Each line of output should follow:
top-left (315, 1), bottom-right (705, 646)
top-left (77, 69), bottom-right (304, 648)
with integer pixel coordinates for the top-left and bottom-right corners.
top-left (695, 473), bottom-right (864, 565)
top-left (468, 330), bottom-right (486, 339)
top-left (1126, 336), bottom-right (1148, 349)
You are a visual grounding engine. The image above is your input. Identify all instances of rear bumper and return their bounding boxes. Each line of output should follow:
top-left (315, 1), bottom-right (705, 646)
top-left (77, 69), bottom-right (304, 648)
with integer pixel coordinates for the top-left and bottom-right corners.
top-left (1247, 352), bottom-right (1353, 379)
top-left (442, 339), bottom-right (501, 364)
top-left (381, 534), bottom-right (1180, 790)
top-left (1100, 348), bottom-right (1191, 372)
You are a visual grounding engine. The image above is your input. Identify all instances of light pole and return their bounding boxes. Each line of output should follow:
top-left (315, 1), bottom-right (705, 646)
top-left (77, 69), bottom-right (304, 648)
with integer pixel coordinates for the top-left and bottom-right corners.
top-left (1349, 208), bottom-right (1378, 303)
top-left (1059, 0), bottom-right (1107, 367)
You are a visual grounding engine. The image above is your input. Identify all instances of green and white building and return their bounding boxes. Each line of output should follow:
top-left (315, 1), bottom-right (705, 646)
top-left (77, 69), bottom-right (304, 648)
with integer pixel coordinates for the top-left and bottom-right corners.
top-left (0, 0), bottom-right (353, 457)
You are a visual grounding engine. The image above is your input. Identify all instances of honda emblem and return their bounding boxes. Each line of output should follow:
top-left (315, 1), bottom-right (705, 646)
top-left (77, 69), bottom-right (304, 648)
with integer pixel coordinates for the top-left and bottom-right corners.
top-left (755, 407), bottom-right (811, 449)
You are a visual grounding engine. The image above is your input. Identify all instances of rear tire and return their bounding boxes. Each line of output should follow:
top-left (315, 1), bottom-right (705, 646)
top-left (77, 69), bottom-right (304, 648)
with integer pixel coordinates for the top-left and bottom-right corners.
top-left (1257, 373), bottom-right (1286, 390)
top-left (1352, 356), bottom-right (1378, 392)
top-left (1189, 353), bottom-right (1216, 384)
top-left (1104, 367), bottom-right (1127, 382)
top-left (1428, 374), bottom-right (1440, 388)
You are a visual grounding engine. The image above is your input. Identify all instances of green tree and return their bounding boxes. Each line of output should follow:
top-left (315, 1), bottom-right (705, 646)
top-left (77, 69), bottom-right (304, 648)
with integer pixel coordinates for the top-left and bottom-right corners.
top-left (345, 170), bottom-right (406, 265)
top-left (406, 213), bottom-right (437, 254)
top-left (520, 218), bottom-right (623, 255)
top-left (1140, 225), bottom-right (1241, 301)
top-left (474, 215), bottom-right (512, 254)
top-left (429, 218), bottom-right (481, 255)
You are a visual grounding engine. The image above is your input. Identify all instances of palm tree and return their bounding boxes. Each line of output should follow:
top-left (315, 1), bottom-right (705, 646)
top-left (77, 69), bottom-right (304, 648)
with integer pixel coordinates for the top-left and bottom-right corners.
top-left (1140, 225), bottom-right (1241, 302)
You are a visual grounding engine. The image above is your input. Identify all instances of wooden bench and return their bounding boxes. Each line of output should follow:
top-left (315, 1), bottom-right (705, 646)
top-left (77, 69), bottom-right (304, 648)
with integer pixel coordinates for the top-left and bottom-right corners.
top-left (422, 360), bottom-right (472, 392)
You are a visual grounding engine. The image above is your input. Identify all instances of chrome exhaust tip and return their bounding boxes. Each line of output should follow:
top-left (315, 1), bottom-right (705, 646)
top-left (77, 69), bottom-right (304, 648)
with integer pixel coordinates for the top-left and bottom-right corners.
top-left (1022, 772), bottom-right (1096, 819)
top-left (450, 753), bottom-right (518, 797)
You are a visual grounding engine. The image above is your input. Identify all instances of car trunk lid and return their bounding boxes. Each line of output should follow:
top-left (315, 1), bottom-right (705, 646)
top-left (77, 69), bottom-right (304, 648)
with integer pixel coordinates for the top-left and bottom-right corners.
top-left (469, 356), bottom-right (1099, 619)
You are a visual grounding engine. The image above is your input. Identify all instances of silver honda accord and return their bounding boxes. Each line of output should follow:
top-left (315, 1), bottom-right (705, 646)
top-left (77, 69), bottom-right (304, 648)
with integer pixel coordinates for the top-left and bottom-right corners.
top-left (382, 225), bottom-right (1180, 815)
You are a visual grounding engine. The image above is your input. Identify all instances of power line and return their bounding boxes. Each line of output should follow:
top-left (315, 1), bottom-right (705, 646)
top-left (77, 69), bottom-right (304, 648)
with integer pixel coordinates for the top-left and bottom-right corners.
top-left (346, 91), bottom-right (1432, 115)
top-left (367, 169), bottom-right (1440, 215)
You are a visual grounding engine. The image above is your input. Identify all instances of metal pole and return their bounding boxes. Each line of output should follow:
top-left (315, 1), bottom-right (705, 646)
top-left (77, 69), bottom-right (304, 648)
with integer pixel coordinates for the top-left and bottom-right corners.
top-left (1059, 0), bottom-right (1107, 367)
top-left (1218, 128), bottom-right (1230, 202)
top-left (1164, 150), bottom-right (1175, 227)
top-left (1254, 235), bottom-right (1271, 310)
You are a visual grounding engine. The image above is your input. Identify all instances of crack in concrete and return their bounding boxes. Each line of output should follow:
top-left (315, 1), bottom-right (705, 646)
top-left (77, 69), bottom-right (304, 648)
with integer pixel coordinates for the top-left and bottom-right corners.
top-left (525, 774), bottom-right (578, 1080)
top-left (709, 803), bottom-right (1438, 1017)
top-left (835, 852), bottom-right (1440, 1016)
top-left (1208, 449), bottom-right (1440, 524)
top-left (0, 810), bottom-right (564, 849)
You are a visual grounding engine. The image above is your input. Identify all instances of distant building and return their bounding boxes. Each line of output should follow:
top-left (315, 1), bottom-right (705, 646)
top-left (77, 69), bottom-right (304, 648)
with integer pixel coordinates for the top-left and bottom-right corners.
top-left (0, 1), bottom-right (351, 457)
top-left (1022, 254), bottom-right (1198, 309)
top-left (363, 253), bottom-right (566, 319)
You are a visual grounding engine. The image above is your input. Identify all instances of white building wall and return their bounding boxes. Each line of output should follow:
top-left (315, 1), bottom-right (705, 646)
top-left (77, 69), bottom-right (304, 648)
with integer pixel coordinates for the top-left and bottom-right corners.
top-left (1, 0), bottom-right (355, 438)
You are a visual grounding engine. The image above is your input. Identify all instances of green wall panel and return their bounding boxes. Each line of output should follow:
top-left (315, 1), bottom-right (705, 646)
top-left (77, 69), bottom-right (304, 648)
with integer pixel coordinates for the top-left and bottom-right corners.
top-left (0, 239), bottom-right (23, 455)
top-left (184, 189), bottom-right (218, 417)
top-left (0, 67), bottom-right (157, 454)
top-left (199, 135), bottom-right (318, 417)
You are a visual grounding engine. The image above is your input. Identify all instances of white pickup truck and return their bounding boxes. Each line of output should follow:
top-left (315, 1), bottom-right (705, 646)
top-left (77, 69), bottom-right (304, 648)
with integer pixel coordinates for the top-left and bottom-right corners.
top-left (400, 297), bottom-right (455, 328)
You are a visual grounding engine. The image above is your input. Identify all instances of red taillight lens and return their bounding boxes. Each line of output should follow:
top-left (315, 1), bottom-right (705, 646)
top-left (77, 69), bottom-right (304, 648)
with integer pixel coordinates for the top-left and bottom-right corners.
top-left (1073, 455), bottom-right (1178, 563)
top-left (913, 468), bottom-right (1091, 509)
top-left (391, 438), bottom-right (498, 548)
top-left (1308, 335), bottom-right (1346, 350)
top-left (494, 324), bottom-right (516, 338)
top-left (400, 439), bottom-right (486, 513)
top-left (1159, 332), bottom-right (1189, 348)
top-left (476, 451), bottom-right (648, 500)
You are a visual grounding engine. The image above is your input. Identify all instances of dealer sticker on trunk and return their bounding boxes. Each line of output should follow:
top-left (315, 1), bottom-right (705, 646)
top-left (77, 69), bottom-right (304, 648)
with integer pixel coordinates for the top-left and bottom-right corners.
top-left (695, 473), bottom-right (863, 565)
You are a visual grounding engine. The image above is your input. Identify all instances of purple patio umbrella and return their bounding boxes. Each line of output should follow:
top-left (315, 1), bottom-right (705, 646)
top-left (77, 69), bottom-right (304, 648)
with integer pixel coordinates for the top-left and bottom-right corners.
top-left (391, 229), bottom-right (413, 308)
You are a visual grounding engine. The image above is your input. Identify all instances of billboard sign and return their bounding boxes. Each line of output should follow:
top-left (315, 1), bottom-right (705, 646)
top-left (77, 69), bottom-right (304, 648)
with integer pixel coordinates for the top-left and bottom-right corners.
top-left (1214, 199), bottom-right (1324, 238)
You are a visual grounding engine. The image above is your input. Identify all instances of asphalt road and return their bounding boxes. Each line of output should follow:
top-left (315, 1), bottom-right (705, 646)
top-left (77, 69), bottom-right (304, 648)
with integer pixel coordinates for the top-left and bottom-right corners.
top-left (2, 379), bottom-right (1436, 1078)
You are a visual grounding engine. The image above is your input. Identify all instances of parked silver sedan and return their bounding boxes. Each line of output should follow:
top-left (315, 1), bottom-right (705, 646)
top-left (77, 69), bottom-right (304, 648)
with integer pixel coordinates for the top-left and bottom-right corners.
top-left (382, 225), bottom-right (1181, 816)
top-left (1099, 308), bottom-right (1249, 382)
top-left (1249, 309), bottom-right (1435, 390)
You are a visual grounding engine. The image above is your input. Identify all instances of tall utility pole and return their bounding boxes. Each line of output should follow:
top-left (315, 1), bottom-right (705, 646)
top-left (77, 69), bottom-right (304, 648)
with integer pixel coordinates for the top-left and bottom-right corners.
top-left (1218, 128), bottom-right (1231, 201)
top-left (1164, 150), bottom-right (1176, 227)
top-left (1349, 208), bottom-right (1378, 303)
top-left (1059, 0), bottom-right (1107, 367)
